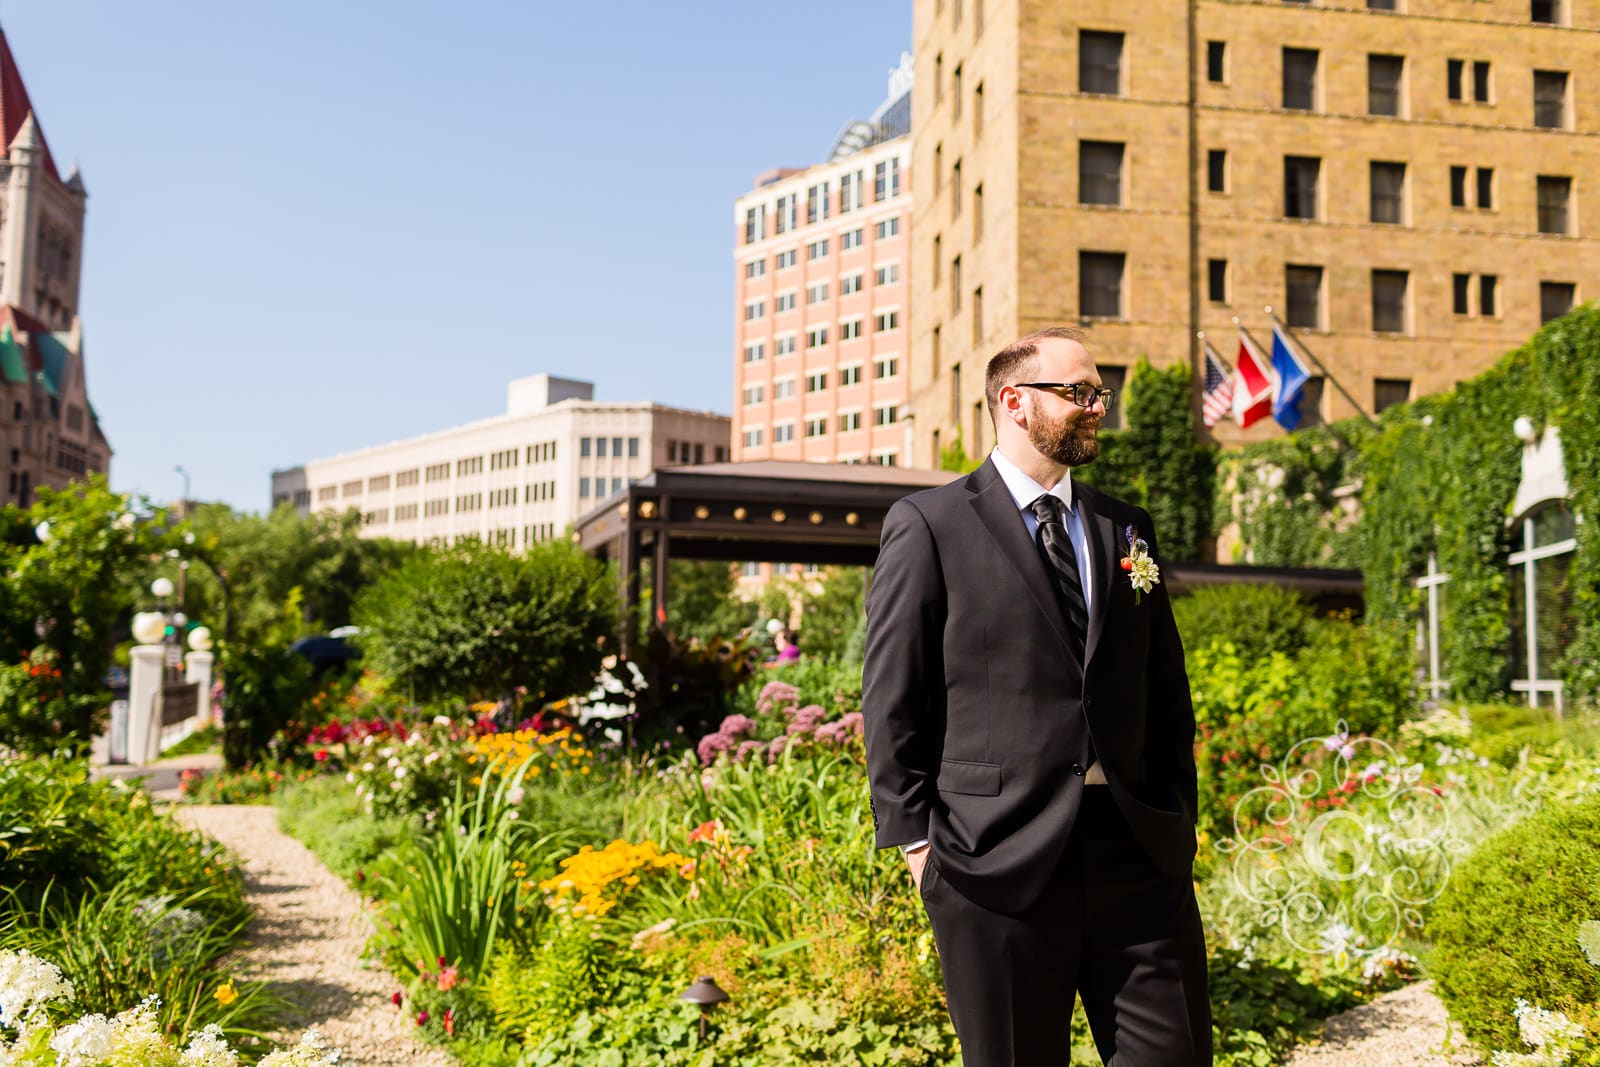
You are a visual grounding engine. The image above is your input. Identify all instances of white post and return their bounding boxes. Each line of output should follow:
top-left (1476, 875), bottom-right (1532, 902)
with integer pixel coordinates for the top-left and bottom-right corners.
top-left (184, 651), bottom-right (214, 731)
top-left (127, 645), bottom-right (166, 766)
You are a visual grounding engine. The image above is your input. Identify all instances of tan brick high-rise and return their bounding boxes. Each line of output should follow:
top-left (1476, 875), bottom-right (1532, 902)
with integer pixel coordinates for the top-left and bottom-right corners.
top-left (911, 0), bottom-right (1600, 455)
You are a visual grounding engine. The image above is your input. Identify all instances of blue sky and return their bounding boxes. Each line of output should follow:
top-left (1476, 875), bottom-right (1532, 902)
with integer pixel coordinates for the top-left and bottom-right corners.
top-left (4, 2), bottom-right (909, 510)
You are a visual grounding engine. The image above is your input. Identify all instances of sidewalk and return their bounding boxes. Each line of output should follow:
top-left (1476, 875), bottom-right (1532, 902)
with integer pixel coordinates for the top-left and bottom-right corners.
top-left (91, 749), bottom-right (224, 800)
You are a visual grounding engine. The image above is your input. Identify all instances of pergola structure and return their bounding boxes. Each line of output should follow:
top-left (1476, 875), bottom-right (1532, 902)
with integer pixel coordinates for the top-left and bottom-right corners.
top-left (573, 460), bottom-right (1366, 659)
top-left (573, 461), bottom-right (958, 658)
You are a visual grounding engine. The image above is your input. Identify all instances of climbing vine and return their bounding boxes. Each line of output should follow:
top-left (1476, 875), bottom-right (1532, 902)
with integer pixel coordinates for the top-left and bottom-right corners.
top-left (1223, 307), bottom-right (1600, 704)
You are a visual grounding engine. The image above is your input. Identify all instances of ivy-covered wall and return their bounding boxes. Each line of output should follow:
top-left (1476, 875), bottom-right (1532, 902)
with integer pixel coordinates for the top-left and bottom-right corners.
top-left (1221, 307), bottom-right (1600, 704)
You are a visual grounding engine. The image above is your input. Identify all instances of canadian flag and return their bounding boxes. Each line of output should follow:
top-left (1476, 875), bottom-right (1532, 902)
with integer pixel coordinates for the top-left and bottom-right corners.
top-left (1233, 330), bottom-right (1275, 428)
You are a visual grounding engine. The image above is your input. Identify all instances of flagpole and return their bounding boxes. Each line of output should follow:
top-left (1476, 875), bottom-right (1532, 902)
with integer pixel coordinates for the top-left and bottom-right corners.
top-left (1264, 307), bottom-right (1379, 429)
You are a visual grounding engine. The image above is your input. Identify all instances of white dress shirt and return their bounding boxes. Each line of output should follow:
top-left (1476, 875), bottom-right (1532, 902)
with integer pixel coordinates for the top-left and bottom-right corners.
top-left (901, 449), bottom-right (1108, 855)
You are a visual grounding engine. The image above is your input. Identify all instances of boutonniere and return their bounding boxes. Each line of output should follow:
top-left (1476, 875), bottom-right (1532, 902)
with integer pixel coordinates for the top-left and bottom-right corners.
top-left (1120, 525), bottom-right (1161, 604)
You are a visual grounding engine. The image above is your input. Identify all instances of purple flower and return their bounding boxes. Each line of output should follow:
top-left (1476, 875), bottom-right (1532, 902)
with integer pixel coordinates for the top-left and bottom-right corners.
top-left (720, 714), bottom-right (757, 738)
top-left (790, 704), bottom-right (827, 727)
top-left (735, 740), bottom-right (766, 764)
top-left (815, 721), bottom-right (847, 744)
top-left (837, 712), bottom-right (864, 736)
top-left (756, 681), bottom-right (801, 715)
top-left (767, 735), bottom-right (789, 763)
top-left (697, 731), bottom-right (735, 766)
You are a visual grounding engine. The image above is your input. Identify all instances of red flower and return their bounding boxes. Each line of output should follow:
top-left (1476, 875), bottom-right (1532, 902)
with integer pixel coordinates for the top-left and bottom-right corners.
top-left (391, 991), bottom-right (403, 1007)
top-left (416, 1010), bottom-right (429, 1026)
top-left (443, 1008), bottom-right (455, 1037)
top-left (313, 750), bottom-right (329, 762)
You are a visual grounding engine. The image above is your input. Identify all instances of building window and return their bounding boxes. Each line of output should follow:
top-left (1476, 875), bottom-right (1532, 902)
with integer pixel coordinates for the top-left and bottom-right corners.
top-left (1509, 504), bottom-right (1577, 710)
top-left (1531, 0), bottom-right (1562, 24)
top-left (1284, 156), bottom-right (1321, 219)
top-left (776, 249), bottom-right (797, 269)
top-left (874, 158), bottom-right (901, 200)
top-left (1447, 59), bottom-right (1465, 101)
top-left (774, 193), bottom-right (796, 234)
top-left (742, 428), bottom-right (764, 448)
top-left (775, 292), bottom-right (796, 312)
top-left (1369, 0), bottom-right (1397, 9)
top-left (972, 287), bottom-right (983, 346)
top-left (806, 326), bottom-right (829, 348)
top-left (744, 259), bottom-right (766, 279)
top-left (1477, 167), bottom-right (1495, 210)
top-left (1207, 40), bottom-right (1226, 83)
top-left (839, 410), bottom-right (862, 432)
top-left (1450, 166), bottom-right (1468, 208)
top-left (1413, 551), bottom-right (1452, 700)
top-left (1534, 70), bottom-right (1569, 129)
top-left (744, 342), bottom-right (765, 364)
top-left (1372, 269), bottom-right (1409, 333)
top-left (875, 355), bottom-right (901, 379)
top-left (743, 384), bottom-right (765, 405)
top-left (1368, 54), bottom-right (1405, 116)
top-left (774, 378), bottom-right (796, 400)
top-left (1079, 251), bottom-right (1126, 318)
top-left (1207, 149), bottom-right (1227, 193)
top-left (953, 64), bottom-right (963, 119)
top-left (745, 300), bottom-right (765, 321)
top-left (973, 183), bottom-right (984, 241)
top-left (874, 217), bottom-right (900, 239)
top-left (873, 403), bottom-right (900, 426)
top-left (806, 183), bottom-right (830, 225)
top-left (841, 271), bottom-right (864, 293)
top-left (807, 238), bottom-right (830, 260)
top-left (1079, 141), bottom-right (1125, 206)
top-left (1474, 61), bottom-right (1492, 102)
top-left (1374, 378), bottom-right (1411, 413)
top-left (773, 423), bottom-right (795, 444)
top-left (951, 256), bottom-right (962, 313)
top-left (775, 336), bottom-right (796, 356)
top-left (806, 371), bottom-right (828, 392)
top-left (841, 228), bottom-right (864, 250)
top-left (1540, 281), bottom-right (1575, 323)
top-left (1283, 48), bottom-right (1319, 110)
top-left (839, 364), bottom-right (863, 386)
top-left (807, 281), bottom-right (830, 304)
top-left (1079, 31), bottom-right (1124, 95)
top-left (1286, 264), bottom-right (1324, 329)
top-left (1537, 175), bottom-right (1572, 235)
top-left (1453, 272), bottom-right (1472, 315)
top-left (874, 310), bottom-right (900, 332)
top-left (974, 82), bottom-right (984, 139)
top-left (935, 51), bottom-right (944, 102)
top-left (595, 437), bottom-right (607, 458)
top-left (1370, 161), bottom-right (1406, 224)
top-left (840, 318), bottom-right (864, 340)
top-left (744, 206), bottom-right (765, 244)
top-left (1208, 258), bottom-right (1228, 303)
top-left (805, 416), bottom-right (828, 438)
top-left (1482, 273), bottom-right (1499, 316)
top-left (874, 263), bottom-right (900, 286)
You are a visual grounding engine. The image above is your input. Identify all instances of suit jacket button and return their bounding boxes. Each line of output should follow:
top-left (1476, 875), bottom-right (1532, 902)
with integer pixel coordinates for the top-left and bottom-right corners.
top-left (1071, 762), bottom-right (1084, 776)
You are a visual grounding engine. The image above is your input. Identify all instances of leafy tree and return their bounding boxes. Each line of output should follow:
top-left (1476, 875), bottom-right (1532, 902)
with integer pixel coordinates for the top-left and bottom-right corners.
top-left (0, 476), bottom-right (173, 753)
top-left (639, 559), bottom-right (762, 646)
top-left (939, 431), bottom-right (983, 474)
top-left (799, 566), bottom-right (869, 664)
top-left (354, 540), bottom-right (613, 708)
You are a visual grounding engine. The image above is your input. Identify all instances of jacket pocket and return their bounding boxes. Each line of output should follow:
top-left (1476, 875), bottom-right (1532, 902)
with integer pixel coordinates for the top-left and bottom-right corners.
top-left (939, 758), bottom-right (1001, 796)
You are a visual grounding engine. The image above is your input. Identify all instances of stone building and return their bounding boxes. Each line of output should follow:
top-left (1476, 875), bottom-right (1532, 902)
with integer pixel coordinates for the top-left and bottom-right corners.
top-left (909, 0), bottom-right (1600, 460)
top-left (271, 374), bottom-right (730, 551)
top-left (0, 28), bottom-right (110, 504)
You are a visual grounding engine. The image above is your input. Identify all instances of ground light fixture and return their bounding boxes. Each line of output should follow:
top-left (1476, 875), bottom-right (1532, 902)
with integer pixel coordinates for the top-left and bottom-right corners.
top-left (680, 976), bottom-right (730, 1040)
top-left (1513, 415), bottom-right (1538, 444)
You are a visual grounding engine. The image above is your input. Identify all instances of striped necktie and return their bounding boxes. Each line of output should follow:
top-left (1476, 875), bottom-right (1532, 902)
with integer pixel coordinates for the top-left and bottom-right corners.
top-left (1031, 494), bottom-right (1088, 651)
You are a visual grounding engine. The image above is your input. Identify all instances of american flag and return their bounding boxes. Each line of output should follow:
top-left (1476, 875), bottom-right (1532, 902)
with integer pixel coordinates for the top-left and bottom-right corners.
top-left (1201, 341), bottom-right (1234, 427)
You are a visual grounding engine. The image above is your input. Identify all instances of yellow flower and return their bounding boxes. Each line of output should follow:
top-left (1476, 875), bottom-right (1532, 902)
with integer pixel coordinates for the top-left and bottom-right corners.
top-left (215, 980), bottom-right (239, 1006)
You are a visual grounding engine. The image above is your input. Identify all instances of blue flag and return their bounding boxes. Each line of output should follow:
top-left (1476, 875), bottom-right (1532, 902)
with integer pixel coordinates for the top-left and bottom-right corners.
top-left (1270, 325), bottom-right (1313, 430)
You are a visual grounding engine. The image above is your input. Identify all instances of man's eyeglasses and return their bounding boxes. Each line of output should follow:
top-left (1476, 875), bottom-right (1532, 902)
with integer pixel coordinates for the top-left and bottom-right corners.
top-left (1012, 382), bottom-right (1119, 412)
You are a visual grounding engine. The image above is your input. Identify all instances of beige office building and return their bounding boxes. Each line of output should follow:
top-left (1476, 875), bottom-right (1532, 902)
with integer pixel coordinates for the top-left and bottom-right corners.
top-left (911, 0), bottom-right (1600, 458)
top-left (271, 374), bottom-right (729, 550)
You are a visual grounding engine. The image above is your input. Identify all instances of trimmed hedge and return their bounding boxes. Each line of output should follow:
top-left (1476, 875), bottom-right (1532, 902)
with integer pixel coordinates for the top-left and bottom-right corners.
top-left (1428, 791), bottom-right (1600, 1057)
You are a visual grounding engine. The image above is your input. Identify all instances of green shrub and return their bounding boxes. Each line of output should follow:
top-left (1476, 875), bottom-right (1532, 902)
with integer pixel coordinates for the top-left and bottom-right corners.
top-left (276, 775), bottom-right (410, 885)
top-left (217, 640), bottom-right (317, 769)
top-left (1428, 791), bottom-right (1600, 1058)
top-left (1172, 583), bottom-right (1315, 667)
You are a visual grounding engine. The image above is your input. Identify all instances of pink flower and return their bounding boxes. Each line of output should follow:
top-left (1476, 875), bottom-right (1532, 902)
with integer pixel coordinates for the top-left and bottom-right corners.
top-left (416, 1010), bottom-right (429, 1026)
top-left (735, 740), bottom-right (766, 763)
top-left (696, 732), bottom-right (735, 766)
top-left (719, 714), bottom-right (757, 738)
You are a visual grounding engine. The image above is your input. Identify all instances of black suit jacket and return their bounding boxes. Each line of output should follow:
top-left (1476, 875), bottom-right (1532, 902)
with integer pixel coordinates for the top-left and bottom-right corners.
top-left (862, 457), bottom-right (1198, 914)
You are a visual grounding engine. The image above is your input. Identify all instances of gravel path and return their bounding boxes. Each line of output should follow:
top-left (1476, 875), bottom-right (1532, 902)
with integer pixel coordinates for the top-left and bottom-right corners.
top-left (1284, 981), bottom-right (1483, 1066)
top-left (176, 805), bottom-right (455, 1067)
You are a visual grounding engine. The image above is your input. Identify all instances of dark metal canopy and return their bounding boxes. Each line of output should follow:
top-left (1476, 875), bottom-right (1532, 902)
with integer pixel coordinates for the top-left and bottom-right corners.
top-left (572, 460), bottom-right (1366, 656)
top-left (573, 461), bottom-right (958, 656)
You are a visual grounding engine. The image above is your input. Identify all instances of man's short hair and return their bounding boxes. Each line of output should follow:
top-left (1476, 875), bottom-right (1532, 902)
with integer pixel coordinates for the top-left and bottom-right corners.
top-left (984, 326), bottom-right (1090, 418)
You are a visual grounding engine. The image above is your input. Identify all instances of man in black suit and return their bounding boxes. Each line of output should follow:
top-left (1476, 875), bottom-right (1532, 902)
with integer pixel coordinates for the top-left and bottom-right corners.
top-left (863, 327), bottom-right (1210, 1065)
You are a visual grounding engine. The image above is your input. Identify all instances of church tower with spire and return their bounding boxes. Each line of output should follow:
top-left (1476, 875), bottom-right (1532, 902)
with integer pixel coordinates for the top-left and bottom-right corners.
top-left (0, 25), bottom-right (109, 506)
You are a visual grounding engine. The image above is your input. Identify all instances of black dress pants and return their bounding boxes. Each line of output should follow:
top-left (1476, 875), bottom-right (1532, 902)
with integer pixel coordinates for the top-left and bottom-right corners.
top-left (919, 789), bottom-right (1212, 1066)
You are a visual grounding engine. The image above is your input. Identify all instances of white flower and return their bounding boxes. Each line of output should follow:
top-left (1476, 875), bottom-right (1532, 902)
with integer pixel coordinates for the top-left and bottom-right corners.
top-left (389, 780), bottom-right (402, 791)
top-left (362, 762), bottom-right (375, 773)
top-left (259, 1028), bottom-right (342, 1066)
top-left (507, 786), bottom-right (525, 805)
top-left (386, 757), bottom-right (400, 770)
top-left (433, 715), bottom-right (452, 726)
top-left (392, 766), bottom-right (407, 779)
top-left (0, 948), bottom-right (75, 1027)
top-left (182, 1024), bottom-right (240, 1066)
top-left (362, 735), bottom-right (375, 747)
top-left (344, 772), bottom-right (356, 784)
top-left (50, 1013), bottom-right (116, 1067)
top-left (1127, 553), bottom-right (1160, 595)
top-left (1515, 998), bottom-right (1585, 1050)
top-left (423, 752), bottom-right (440, 766)
top-left (506, 809), bottom-right (519, 820)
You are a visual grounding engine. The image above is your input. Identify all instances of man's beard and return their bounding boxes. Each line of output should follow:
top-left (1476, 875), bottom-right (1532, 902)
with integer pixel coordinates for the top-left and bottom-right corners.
top-left (1027, 405), bottom-right (1100, 467)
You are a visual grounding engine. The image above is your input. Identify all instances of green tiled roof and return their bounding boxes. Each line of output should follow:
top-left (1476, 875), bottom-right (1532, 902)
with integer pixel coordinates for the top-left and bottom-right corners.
top-left (0, 324), bottom-right (26, 385)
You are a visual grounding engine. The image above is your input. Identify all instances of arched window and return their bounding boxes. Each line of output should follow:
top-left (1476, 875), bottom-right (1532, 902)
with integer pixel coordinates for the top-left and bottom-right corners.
top-left (1508, 503), bottom-right (1577, 712)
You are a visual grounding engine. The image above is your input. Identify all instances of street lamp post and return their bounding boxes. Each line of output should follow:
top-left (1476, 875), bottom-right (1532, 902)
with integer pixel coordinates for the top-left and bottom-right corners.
top-left (175, 465), bottom-right (191, 518)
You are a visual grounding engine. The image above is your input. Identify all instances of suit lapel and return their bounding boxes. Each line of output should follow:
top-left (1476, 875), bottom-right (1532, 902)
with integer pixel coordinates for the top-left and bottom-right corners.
top-left (1077, 485), bottom-right (1119, 671)
top-left (966, 460), bottom-right (1075, 655)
